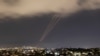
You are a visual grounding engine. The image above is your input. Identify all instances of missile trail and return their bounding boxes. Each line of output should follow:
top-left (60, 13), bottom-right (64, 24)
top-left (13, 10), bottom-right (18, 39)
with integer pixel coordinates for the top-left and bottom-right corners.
top-left (36, 15), bottom-right (61, 47)
top-left (39, 15), bottom-right (61, 42)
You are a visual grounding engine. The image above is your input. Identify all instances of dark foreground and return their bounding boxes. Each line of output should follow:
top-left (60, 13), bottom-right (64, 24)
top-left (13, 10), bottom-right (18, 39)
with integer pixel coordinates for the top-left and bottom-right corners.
top-left (0, 47), bottom-right (100, 56)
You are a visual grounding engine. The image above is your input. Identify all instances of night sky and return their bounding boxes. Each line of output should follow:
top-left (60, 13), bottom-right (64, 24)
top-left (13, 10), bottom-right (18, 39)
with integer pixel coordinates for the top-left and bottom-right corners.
top-left (0, 9), bottom-right (100, 48)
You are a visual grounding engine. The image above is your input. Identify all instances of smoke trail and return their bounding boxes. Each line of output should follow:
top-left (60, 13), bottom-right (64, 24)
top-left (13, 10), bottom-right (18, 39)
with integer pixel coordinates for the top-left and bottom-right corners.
top-left (35, 15), bottom-right (61, 47)
top-left (39, 15), bottom-right (61, 42)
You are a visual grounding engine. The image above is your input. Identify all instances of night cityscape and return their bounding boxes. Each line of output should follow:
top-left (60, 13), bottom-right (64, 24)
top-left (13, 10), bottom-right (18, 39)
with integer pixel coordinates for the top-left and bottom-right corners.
top-left (0, 46), bottom-right (100, 56)
top-left (0, 0), bottom-right (100, 56)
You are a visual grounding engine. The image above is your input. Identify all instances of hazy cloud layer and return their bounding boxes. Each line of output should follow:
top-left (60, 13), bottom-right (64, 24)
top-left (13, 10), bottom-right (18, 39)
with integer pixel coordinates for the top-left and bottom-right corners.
top-left (0, 0), bottom-right (100, 18)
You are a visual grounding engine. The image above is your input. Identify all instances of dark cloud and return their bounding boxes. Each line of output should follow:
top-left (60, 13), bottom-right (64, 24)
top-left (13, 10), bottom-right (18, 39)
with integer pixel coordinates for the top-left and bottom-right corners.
top-left (0, 0), bottom-right (100, 18)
